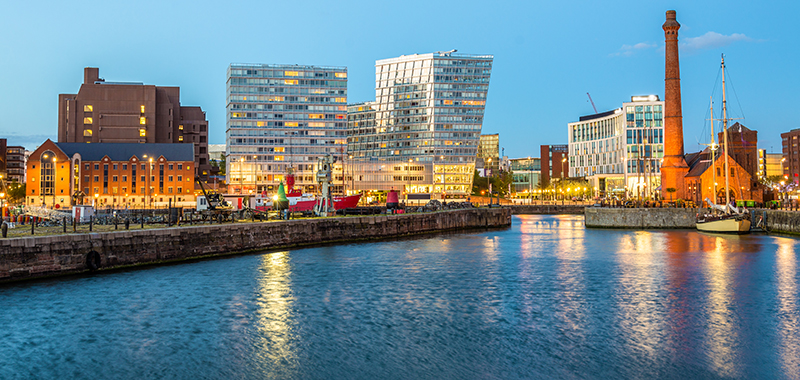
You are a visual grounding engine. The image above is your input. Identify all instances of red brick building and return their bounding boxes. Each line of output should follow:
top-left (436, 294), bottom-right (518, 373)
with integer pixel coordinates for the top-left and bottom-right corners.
top-left (685, 148), bottom-right (760, 205)
top-left (58, 67), bottom-right (211, 180)
top-left (540, 144), bottom-right (568, 188)
top-left (26, 140), bottom-right (196, 208)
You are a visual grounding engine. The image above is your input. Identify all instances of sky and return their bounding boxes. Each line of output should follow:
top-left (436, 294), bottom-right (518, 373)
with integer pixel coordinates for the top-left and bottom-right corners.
top-left (1, 0), bottom-right (797, 158)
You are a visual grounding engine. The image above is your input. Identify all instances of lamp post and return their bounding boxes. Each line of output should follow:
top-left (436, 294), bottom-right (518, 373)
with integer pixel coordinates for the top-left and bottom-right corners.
top-left (252, 155), bottom-right (257, 194)
top-left (239, 157), bottom-right (244, 195)
top-left (148, 157), bottom-right (153, 209)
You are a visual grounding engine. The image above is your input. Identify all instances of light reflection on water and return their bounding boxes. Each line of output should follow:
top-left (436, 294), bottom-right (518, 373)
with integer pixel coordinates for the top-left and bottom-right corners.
top-left (0, 215), bottom-right (799, 379)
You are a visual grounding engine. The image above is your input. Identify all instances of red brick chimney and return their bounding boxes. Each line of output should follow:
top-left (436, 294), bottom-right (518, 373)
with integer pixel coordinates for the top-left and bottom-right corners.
top-left (660, 10), bottom-right (689, 201)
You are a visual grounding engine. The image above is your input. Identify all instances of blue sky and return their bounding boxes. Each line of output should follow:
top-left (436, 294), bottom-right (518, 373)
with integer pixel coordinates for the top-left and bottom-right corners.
top-left (0, 0), bottom-right (796, 158)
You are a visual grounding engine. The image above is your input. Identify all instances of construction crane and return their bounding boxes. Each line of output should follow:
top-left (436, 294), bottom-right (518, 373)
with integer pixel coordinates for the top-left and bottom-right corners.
top-left (586, 93), bottom-right (598, 113)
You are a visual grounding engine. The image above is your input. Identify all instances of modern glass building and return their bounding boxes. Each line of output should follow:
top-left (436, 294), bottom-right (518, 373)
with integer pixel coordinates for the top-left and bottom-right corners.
top-left (510, 157), bottom-right (541, 194)
top-left (478, 134), bottom-right (500, 173)
top-left (346, 51), bottom-right (493, 199)
top-left (226, 63), bottom-right (348, 194)
top-left (568, 95), bottom-right (664, 198)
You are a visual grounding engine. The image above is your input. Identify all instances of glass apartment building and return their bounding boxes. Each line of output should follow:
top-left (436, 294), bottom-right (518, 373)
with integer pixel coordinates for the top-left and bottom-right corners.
top-left (346, 52), bottom-right (493, 199)
top-left (568, 95), bottom-right (664, 198)
top-left (478, 134), bottom-right (500, 173)
top-left (226, 63), bottom-right (348, 194)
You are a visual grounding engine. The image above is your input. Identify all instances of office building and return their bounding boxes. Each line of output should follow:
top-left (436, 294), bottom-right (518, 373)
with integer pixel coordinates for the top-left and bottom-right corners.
top-left (758, 149), bottom-right (782, 180)
top-left (781, 128), bottom-right (800, 185)
top-left (58, 68), bottom-right (211, 180)
top-left (346, 51), bottom-right (493, 199)
top-left (568, 95), bottom-right (664, 198)
top-left (510, 157), bottom-right (540, 194)
top-left (226, 63), bottom-right (347, 194)
top-left (25, 139), bottom-right (195, 208)
top-left (4, 144), bottom-right (26, 184)
top-left (540, 144), bottom-right (568, 189)
top-left (478, 134), bottom-right (500, 174)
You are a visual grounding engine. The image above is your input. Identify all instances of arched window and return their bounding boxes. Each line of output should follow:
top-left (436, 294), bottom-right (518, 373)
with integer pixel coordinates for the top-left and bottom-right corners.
top-left (40, 151), bottom-right (56, 197)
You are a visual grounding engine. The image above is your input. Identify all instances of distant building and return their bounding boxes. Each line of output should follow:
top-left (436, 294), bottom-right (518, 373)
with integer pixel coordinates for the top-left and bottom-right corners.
top-left (58, 67), bottom-right (211, 180)
top-left (568, 95), bottom-right (664, 198)
top-left (226, 63), bottom-right (348, 194)
top-left (781, 128), bottom-right (800, 185)
top-left (540, 144), bottom-right (568, 189)
top-left (758, 149), bottom-right (782, 180)
top-left (509, 157), bottom-right (540, 194)
top-left (4, 143), bottom-right (26, 184)
top-left (346, 52), bottom-right (493, 200)
top-left (478, 134), bottom-right (499, 174)
top-left (25, 139), bottom-right (195, 208)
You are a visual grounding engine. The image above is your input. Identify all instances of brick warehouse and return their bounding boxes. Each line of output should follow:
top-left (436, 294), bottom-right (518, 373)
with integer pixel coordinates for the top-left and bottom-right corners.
top-left (25, 140), bottom-right (196, 209)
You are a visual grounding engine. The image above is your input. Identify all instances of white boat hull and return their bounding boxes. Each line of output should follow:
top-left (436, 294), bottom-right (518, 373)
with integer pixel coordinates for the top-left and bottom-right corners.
top-left (696, 217), bottom-right (751, 234)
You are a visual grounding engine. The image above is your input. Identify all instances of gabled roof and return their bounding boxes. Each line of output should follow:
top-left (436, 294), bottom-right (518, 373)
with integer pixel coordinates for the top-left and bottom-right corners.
top-left (686, 159), bottom-right (711, 177)
top-left (54, 142), bottom-right (195, 162)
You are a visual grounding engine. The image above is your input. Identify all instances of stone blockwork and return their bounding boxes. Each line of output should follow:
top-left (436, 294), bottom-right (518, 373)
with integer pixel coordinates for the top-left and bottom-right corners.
top-left (508, 205), bottom-right (585, 215)
top-left (585, 207), bottom-right (698, 229)
top-left (759, 210), bottom-right (800, 235)
top-left (0, 208), bottom-right (511, 282)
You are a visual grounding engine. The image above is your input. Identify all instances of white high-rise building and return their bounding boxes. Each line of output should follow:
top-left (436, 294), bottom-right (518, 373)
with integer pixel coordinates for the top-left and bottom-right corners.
top-left (568, 95), bottom-right (665, 199)
top-left (226, 63), bottom-right (347, 194)
top-left (346, 52), bottom-right (493, 200)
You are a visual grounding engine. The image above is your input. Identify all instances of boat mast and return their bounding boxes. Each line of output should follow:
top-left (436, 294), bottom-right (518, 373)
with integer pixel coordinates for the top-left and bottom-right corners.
top-left (721, 54), bottom-right (731, 211)
top-left (710, 96), bottom-right (716, 206)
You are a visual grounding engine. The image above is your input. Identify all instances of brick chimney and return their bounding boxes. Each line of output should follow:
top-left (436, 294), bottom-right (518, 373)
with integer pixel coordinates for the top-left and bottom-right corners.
top-left (84, 67), bottom-right (100, 84)
top-left (660, 10), bottom-right (689, 200)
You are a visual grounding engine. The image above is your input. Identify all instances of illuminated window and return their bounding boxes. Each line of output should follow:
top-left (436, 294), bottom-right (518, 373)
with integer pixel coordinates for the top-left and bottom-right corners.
top-left (443, 100), bottom-right (453, 105)
top-left (335, 73), bottom-right (347, 78)
top-left (139, 117), bottom-right (146, 125)
top-left (335, 97), bottom-right (346, 103)
top-left (463, 100), bottom-right (485, 106)
top-left (275, 147), bottom-right (285, 152)
top-left (274, 156), bottom-right (284, 161)
top-left (268, 96), bottom-right (284, 101)
top-left (284, 79), bottom-right (298, 85)
top-left (284, 71), bottom-right (299, 76)
top-left (83, 129), bottom-right (93, 136)
top-left (83, 117), bottom-right (93, 124)
top-left (140, 105), bottom-right (145, 113)
top-left (285, 122), bottom-right (298, 127)
top-left (309, 114), bottom-right (323, 119)
top-left (139, 129), bottom-right (146, 137)
top-left (309, 122), bottom-right (325, 127)
top-left (178, 136), bottom-right (183, 141)
top-left (83, 105), bottom-right (93, 112)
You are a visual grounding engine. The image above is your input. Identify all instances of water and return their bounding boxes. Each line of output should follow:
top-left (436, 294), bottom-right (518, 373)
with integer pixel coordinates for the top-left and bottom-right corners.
top-left (1, 215), bottom-right (799, 379)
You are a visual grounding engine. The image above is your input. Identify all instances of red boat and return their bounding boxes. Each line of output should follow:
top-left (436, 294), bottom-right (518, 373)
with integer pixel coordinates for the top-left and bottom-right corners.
top-left (253, 173), bottom-right (361, 212)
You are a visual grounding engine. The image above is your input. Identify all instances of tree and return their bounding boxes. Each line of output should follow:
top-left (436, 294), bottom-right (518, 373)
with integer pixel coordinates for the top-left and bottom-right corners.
top-left (666, 187), bottom-right (677, 202)
top-left (6, 181), bottom-right (25, 204)
top-left (217, 153), bottom-right (227, 176)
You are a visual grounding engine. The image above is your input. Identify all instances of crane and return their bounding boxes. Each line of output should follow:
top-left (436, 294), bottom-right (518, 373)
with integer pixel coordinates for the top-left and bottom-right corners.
top-left (586, 93), bottom-right (598, 113)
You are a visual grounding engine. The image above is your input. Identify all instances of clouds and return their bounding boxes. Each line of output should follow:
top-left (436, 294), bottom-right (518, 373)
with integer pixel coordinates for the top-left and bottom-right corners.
top-left (612, 42), bottom-right (656, 56)
top-left (613, 31), bottom-right (756, 57)
top-left (681, 31), bottom-right (753, 51)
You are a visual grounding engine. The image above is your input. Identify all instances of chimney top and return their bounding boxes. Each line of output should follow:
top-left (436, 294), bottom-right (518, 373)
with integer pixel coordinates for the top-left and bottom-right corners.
top-left (663, 10), bottom-right (680, 30)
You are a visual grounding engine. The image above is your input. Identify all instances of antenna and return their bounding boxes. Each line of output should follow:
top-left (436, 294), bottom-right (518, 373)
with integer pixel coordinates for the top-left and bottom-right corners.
top-left (586, 93), bottom-right (598, 113)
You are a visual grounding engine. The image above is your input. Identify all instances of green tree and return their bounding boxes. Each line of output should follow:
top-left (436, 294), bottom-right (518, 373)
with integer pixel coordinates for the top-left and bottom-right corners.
top-left (6, 181), bottom-right (25, 204)
top-left (217, 153), bottom-right (227, 176)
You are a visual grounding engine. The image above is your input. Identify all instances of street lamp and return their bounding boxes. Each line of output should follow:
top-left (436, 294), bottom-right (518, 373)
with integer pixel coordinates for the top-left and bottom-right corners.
top-left (252, 155), bottom-right (258, 194)
top-left (239, 157), bottom-right (245, 195)
top-left (147, 157), bottom-right (154, 209)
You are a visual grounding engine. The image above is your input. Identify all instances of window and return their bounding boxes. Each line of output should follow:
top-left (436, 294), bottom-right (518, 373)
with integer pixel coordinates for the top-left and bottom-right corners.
top-left (178, 187), bottom-right (182, 193)
top-left (112, 175), bottom-right (118, 182)
top-left (139, 117), bottom-right (146, 125)
top-left (123, 164), bottom-right (127, 170)
top-left (122, 187), bottom-right (127, 194)
top-left (168, 187), bottom-right (173, 194)
top-left (284, 79), bottom-right (298, 85)
top-left (94, 164), bottom-right (99, 170)
top-left (113, 164), bottom-right (118, 170)
top-left (179, 125), bottom-right (183, 130)
top-left (94, 176), bottom-right (99, 182)
top-left (83, 117), bottom-right (93, 124)
top-left (179, 136), bottom-right (183, 141)
top-left (169, 164), bottom-right (173, 170)
top-left (178, 164), bottom-right (182, 170)
top-left (83, 129), bottom-right (93, 136)
top-left (140, 105), bottom-right (145, 113)
top-left (141, 175), bottom-right (146, 182)
top-left (335, 72), bottom-right (347, 78)
top-left (122, 175), bottom-right (127, 182)
top-left (177, 175), bottom-right (182, 182)
top-left (85, 164), bottom-right (90, 170)
top-left (139, 129), bottom-right (146, 137)
top-left (168, 175), bottom-right (173, 181)
top-left (84, 105), bottom-right (93, 112)
top-left (284, 71), bottom-right (299, 76)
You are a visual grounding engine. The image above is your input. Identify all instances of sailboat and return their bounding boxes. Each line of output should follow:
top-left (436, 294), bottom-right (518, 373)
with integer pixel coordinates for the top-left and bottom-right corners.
top-left (696, 55), bottom-right (751, 234)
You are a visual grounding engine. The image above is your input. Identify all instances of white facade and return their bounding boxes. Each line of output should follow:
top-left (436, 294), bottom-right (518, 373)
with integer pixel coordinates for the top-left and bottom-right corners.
top-left (568, 95), bottom-right (665, 198)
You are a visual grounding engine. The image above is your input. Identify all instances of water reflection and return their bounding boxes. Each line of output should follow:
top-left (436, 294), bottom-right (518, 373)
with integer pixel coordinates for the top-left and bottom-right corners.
top-left (615, 232), bottom-right (666, 363)
top-left (554, 216), bottom-right (587, 345)
top-left (776, 239), bottom-right (799, 377)
top-left (254, 251), bottom-right (297, 376)
top-left (703, 235), bottom-right (740, 378)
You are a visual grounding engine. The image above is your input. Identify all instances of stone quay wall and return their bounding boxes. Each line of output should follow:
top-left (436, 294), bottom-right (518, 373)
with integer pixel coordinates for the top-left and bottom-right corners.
top-left (584, 207), bottom-right (698, 229)
top-left (508, 205), bottom-right (585, 215)
top-left (757, 210), bottom-right (800, 235)
top-left (0, 208), bottom-right (511, 283)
